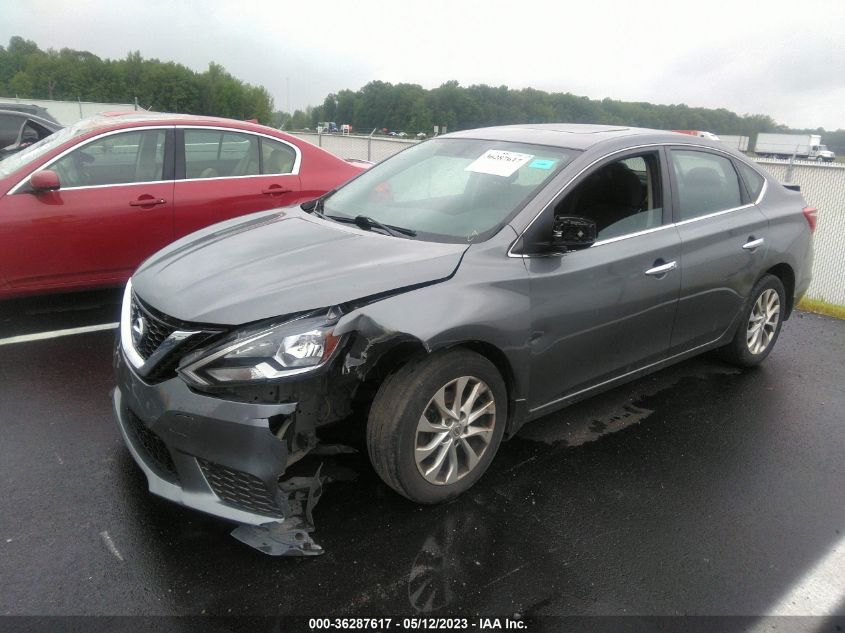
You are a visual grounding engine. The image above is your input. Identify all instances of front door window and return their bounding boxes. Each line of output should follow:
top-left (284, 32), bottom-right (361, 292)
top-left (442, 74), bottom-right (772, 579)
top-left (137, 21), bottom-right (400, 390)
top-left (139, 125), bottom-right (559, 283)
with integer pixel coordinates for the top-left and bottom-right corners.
top-left (50, 130), bottom-right (166, 188)
top-left (554, 152), bottom-right (664, 240)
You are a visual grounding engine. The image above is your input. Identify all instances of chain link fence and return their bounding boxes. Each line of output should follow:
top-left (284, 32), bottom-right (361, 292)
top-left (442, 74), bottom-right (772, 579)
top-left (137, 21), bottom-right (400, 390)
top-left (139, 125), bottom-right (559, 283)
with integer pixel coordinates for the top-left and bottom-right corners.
top-left (290, 133), bottom-right (844, 307)
top-left (755, 159), bottom-right (845, 305)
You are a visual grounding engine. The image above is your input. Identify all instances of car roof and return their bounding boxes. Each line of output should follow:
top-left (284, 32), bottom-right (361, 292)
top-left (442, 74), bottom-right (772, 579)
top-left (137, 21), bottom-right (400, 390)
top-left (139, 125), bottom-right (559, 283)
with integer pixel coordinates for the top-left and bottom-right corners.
top-left (0, 109), bottom-right (62, 129)
top-left (0, 103), bottom-right (60, 124)
top-left (67, 111), bottom-right (280, 136)
top-left (441, 123), bottom-right (716, 151)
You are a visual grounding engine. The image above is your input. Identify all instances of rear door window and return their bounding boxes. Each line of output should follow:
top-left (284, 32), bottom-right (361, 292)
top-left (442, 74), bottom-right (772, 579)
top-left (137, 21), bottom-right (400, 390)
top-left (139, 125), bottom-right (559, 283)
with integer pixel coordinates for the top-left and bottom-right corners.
top-left (184, 130), bottom-right (259, 179)
top-left (670, 150), bottom-right (743, 221)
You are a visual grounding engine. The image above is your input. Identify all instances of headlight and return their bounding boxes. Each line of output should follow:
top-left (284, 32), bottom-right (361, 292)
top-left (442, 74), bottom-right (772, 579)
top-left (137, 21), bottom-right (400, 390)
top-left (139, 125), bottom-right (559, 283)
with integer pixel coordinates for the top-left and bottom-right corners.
top-left (180, 311), bottom-right (343, 386)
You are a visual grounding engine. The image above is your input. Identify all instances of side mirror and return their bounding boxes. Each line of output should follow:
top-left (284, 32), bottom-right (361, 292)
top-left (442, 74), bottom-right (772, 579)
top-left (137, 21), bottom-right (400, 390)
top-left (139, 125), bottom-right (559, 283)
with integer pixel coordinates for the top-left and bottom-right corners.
top-left (29, 170), bottom-right (61, 193)
top-left (552, 215), bottom-right (596, 251)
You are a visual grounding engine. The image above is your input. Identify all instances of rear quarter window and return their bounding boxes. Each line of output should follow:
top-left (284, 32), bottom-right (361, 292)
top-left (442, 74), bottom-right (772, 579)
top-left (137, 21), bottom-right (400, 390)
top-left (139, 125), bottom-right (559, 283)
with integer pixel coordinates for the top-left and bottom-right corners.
top-left (735, 160), bottom-right (765, 200)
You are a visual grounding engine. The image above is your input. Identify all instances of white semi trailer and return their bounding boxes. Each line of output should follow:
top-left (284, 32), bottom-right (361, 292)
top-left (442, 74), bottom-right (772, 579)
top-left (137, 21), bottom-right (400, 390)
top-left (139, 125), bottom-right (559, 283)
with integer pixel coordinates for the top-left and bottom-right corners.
top-left (719, 135), bottom-right (750, 152)
top-left (755, 133), bottom-right (835, 162)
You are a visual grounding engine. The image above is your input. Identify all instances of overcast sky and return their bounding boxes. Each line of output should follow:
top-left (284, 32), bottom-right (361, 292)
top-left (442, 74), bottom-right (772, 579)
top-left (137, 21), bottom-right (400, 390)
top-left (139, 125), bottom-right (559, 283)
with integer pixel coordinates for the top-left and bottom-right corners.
top-left (3, 0), bottom-right (844, 130)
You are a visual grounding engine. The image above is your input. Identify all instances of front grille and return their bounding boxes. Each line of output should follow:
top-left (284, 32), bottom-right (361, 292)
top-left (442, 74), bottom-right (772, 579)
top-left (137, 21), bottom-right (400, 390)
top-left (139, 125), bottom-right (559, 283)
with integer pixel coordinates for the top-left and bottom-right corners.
top-left (125, 409), bottom-right (179, 483)
top-left (144, 332), bottom-right (217, 383)
top-left (131, 296), bottom-right (176, 360)
top-left (129, 294), bottom-right (222, 383)
top-left (198, 459), bottom-right (284, 517)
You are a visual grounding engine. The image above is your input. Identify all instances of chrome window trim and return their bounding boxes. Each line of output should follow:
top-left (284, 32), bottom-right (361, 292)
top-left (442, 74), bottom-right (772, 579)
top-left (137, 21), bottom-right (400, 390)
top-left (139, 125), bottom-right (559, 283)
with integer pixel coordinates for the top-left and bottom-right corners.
top-left (21, 179), bottom-right (175, 193)
top-left (181, 125), bottom-right (302, 177)
top-left (178, 172), bottom-right (300, 184)
top-left (10, 125), bottom-right (175, 195)
top-left (673, 201), bottom-right (755, 227)
top-left (591, 222), bottom-right (676, 246)
top-left (507, 142), bottom-right (768, 258)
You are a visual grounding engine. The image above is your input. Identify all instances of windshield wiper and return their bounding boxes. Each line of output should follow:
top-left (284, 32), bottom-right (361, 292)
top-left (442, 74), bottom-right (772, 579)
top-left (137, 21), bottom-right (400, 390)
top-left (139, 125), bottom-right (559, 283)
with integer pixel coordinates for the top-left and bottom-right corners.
top-left (354, 215), bottom-right (416, 238)
top-left (326, 214), bottom-right (416, 238)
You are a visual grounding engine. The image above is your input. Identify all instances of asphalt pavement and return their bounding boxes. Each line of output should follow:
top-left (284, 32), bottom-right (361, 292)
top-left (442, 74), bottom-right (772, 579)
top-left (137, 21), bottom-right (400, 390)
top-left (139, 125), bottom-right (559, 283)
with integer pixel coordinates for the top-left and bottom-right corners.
top-left (1, 290), bottom-right (844, 625)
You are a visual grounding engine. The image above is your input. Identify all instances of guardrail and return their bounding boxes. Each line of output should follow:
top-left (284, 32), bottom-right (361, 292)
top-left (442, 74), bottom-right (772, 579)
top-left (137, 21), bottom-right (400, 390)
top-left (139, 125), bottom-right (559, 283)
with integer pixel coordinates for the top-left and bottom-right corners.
top-left (291, 133), bottom-right (844, 307)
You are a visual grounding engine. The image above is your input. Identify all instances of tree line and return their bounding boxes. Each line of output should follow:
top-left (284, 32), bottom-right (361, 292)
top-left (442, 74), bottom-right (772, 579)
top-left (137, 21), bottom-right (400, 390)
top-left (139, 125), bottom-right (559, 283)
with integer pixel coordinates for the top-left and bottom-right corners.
top-left (278, 80), bottom-right (844, 154)
top-left (0, 37), bottom-right (273, 123)
top-left (2, 37), bottom-right (842, 154)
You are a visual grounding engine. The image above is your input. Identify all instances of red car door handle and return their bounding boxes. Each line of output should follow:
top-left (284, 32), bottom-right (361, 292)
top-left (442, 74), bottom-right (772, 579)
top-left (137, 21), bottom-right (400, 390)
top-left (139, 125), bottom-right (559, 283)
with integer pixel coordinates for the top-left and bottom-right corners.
top-left (129, 198), bottom-right (167, 207)
top-left (262, 186), bottom-right (292, 195)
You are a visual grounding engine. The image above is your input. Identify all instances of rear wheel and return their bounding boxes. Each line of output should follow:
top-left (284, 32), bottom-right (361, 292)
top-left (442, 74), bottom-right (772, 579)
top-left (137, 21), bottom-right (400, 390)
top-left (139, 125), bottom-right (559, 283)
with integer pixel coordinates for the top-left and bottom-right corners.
top-left (367, 349), bottom-right (506, 504)
top-left (719, 274), bottom-right (785, 367)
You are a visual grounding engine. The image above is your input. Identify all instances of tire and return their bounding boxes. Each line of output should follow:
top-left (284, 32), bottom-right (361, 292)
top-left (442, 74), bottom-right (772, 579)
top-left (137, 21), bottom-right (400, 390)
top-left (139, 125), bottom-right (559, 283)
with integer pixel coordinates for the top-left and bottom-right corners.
top-left (366, 348), bottom-right (507, 504)
top-left (719, 274), bottom-right (786, 367)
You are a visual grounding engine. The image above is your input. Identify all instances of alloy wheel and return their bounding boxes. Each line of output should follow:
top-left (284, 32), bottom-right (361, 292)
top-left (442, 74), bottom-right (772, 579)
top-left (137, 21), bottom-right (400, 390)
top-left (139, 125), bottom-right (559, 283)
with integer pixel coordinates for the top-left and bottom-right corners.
top-left (746, 288), bottom-right (780, 355)
top-left (414, 376), bottom-right (496, 485)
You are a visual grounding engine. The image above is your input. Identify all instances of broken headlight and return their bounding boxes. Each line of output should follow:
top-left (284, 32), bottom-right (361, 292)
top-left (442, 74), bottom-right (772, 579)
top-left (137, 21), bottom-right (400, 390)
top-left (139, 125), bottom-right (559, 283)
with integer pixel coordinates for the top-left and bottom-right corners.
top-left (179, 310), bottom-right (343, 386)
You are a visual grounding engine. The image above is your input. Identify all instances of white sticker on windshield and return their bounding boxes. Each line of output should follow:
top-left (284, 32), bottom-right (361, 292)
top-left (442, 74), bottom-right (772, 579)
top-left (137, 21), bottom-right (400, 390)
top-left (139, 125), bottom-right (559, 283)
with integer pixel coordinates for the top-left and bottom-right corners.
top-left (465, 149), bottom-right (534, 177)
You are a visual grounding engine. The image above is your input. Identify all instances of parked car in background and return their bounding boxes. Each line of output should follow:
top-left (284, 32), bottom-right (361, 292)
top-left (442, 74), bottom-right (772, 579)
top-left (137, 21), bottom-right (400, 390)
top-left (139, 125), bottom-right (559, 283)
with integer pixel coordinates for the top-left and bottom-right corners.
top-left (113, 124), bottom-right (814, 546)
top-left (0, 112), bottom-right (367, 298)
top-left (672, 129), bottom-right (720, 141)
top-left (0, 109), bottom-right (62, 159)
top-left (0, 102), bottom-right (60, 124)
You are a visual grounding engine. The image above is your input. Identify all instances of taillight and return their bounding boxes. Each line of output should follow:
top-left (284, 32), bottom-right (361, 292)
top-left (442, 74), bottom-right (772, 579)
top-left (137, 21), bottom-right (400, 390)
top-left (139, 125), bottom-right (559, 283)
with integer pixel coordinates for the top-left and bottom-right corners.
top-left (803, 206), bottom-right (818, 233)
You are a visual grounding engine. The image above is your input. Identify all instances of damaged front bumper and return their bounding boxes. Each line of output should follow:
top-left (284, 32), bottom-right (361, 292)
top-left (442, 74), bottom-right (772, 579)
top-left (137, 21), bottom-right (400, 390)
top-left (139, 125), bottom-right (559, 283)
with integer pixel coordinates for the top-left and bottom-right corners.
top-left (112, 347), bottom-right (325, 554)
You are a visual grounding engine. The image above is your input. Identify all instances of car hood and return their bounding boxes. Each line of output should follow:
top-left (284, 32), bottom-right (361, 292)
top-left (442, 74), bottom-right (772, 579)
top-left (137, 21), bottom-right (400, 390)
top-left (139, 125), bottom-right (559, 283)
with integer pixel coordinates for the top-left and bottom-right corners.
top-left (132, 208), bottom-right (469, 325)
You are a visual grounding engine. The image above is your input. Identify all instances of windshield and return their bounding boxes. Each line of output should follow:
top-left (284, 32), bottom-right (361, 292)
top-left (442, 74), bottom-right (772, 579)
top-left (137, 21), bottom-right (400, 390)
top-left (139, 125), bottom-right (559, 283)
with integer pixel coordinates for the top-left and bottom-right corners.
top-left (322, 138), bottom-right (578, 243)
top-left (0, 124), bottom-right (84, 178)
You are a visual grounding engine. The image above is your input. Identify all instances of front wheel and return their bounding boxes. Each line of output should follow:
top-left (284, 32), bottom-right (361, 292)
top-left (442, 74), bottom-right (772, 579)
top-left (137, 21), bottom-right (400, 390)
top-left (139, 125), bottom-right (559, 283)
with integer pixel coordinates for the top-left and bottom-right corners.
top-left (719, 274), bottom-right (786, 367)
top-left (367, 349), bottom-right (507, 504)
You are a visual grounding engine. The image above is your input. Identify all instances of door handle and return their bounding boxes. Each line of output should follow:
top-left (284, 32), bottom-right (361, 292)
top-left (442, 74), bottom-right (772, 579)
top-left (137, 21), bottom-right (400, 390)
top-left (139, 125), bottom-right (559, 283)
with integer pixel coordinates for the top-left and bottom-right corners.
top-left (742, 237), bottom-right (765, 251)
top-left (262, 186), bottom-right (292, 195)
top-left (644, 260), bottom-right (677, 277)
top-left (129, 198), bottom-right (167, 207)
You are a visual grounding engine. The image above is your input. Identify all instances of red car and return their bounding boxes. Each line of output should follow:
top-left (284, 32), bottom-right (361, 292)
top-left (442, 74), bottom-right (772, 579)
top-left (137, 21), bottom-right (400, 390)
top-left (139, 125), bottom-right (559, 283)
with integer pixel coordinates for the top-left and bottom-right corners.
top-left (0, 112), bottom-right (366, 299)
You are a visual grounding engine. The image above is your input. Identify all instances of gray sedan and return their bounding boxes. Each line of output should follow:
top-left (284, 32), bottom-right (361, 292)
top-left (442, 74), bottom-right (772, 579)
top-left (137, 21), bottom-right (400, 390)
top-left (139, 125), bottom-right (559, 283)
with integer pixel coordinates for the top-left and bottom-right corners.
top-left (113, 124), bottom-right (814, 552)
